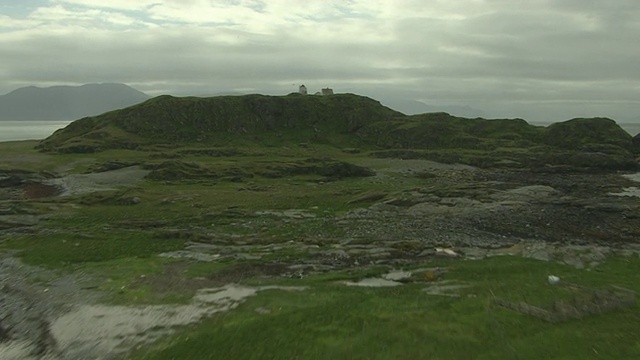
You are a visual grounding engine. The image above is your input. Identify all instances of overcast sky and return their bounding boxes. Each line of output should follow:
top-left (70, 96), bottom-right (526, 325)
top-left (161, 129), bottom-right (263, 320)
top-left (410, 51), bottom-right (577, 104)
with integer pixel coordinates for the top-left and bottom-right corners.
top-left (1, 0), bottom-right (639, 122)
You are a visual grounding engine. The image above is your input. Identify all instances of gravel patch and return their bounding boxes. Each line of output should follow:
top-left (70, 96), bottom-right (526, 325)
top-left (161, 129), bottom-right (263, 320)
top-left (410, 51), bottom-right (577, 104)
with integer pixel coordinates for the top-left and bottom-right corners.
top-left (43, 166), bottom-right (149, 196)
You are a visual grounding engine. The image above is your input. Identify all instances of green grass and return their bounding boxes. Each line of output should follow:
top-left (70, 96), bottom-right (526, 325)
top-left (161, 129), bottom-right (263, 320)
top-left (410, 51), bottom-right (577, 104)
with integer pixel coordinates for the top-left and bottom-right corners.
top-left (2, 230), bottom-right (184, 267)
top-left (80, 257), bottom-right (188, 304)
top-left (2, 138), bottom-right (639, 359)
top-left (0, 164), bottom-right (402, 271)
top-left (129, 256), bottom-right (640, 360)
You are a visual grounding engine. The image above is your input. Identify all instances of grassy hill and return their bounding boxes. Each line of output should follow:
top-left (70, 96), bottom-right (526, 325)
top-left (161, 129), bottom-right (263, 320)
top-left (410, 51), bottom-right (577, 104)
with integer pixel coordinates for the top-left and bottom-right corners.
top-left (37, 93), bottom-right (637, 170)
top-left (38, 93), bottom-right (401, 152)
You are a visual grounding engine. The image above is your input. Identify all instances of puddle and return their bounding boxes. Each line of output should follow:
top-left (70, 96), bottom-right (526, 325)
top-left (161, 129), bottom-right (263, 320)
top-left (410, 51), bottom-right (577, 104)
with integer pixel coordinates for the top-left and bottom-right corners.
top-left (345, 269), bottom-right (413, 287)
top-left (46, 284), bottom-right (305, 359)
top-left (423, 281), bottom-right (472, 297)
top-left (344, 278), bottom-right (402, 287)
top-left (382, 270), bottom-right (412, 281)
top-left (335, 259), bottom-right (453, 292)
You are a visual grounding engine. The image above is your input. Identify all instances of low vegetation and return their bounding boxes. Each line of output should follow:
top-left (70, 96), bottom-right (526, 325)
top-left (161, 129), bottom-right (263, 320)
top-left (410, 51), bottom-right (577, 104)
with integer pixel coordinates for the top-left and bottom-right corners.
top-left (130, 256), bottom-right (640, 360)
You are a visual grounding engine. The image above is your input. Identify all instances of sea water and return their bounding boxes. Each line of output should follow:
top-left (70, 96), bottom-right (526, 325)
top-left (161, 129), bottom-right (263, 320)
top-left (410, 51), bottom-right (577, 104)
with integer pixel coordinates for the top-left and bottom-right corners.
top-left (0, 120), bottom-right (73, 142)
top-left (618, 123), bottom-right (640, 137)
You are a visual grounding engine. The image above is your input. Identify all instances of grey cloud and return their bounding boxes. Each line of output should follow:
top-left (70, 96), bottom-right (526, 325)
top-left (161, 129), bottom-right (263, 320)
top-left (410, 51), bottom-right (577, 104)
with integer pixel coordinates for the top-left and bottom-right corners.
top-left (0, 27), bottom-right (384, 94)
top-left (0, 0), bottom-right (639, 122)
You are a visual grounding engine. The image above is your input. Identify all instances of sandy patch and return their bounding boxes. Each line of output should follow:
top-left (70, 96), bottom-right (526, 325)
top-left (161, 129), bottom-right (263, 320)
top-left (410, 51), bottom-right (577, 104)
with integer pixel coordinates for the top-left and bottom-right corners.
top-left (423, 281), bottom-right (472, 297)
top-left (344, 278), bottom-right (403, 287)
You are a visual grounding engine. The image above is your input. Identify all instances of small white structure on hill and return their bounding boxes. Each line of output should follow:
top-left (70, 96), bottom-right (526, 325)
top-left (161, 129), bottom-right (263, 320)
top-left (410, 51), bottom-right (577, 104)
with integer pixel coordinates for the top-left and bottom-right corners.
top-left (297, 84), bottom-right (334, 95)
top-left (321, 88), bottom-right (334, 95)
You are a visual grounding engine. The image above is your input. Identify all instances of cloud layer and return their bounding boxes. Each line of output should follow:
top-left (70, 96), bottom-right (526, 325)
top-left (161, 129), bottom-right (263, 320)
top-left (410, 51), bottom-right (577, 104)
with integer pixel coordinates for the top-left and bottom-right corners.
top-left (1, 0), bottom-right (639, 121)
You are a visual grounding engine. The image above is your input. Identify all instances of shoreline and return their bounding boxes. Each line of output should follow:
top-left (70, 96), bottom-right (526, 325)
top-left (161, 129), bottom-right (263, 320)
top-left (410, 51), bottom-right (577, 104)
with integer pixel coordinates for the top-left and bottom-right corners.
top-left (0, 120), bottom-right (73, 143)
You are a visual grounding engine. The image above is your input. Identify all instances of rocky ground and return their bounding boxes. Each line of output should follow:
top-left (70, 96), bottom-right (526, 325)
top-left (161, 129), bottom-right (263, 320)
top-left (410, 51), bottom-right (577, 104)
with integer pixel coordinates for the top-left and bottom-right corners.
top-left (1, 159), bottom-right (640, 359)
top-left (0, 253), bottom-right (99, 359)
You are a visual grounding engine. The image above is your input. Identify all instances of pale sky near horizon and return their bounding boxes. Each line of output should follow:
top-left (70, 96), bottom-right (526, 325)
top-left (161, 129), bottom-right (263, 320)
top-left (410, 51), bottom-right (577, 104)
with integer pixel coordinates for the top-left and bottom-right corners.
top-left (1, 0), bottom-right (639, 122)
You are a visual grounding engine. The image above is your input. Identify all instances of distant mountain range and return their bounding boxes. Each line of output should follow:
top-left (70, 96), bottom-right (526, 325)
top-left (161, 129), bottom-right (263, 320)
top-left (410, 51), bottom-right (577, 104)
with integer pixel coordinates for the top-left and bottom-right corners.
top-left (0, 82), bottom-right (486, 121)
top-left (0, 83), bottom-right (150, 121)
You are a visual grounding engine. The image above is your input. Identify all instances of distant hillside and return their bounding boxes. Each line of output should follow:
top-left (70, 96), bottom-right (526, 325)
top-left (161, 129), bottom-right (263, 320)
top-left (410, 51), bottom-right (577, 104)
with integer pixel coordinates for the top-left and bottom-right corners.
top-left (379, 98), bottom-right (486, 118)
top-left (37, 93), bottom-right (638, 170)
top-left (0, 83), bottom-right (150, 120)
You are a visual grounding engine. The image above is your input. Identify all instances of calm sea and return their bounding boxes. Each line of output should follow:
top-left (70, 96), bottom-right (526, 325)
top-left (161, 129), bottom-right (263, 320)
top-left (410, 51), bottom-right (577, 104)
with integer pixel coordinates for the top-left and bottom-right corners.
top-left (622, 123), bottom-right (640, 137)
top-left (0, 120), bottom-right (73, 142)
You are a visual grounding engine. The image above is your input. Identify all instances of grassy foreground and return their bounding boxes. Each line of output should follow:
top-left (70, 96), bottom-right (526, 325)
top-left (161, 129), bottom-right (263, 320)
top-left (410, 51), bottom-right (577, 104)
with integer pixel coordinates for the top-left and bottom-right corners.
top-left (1, 140), bottom-right (639, 359)
top-left (129, 256), bottom-right (640, 360)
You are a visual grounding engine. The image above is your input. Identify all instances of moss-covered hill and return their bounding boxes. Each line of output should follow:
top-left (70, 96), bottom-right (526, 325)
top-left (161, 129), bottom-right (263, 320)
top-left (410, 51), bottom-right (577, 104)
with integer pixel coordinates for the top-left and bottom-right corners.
top-left (38, 94), bottom-right (402, 152)
top-left (37, 93), bottom-right (637, 170)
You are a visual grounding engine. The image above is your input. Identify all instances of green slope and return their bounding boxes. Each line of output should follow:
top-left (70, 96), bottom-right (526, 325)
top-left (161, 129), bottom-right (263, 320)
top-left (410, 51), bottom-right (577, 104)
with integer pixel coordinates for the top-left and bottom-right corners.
top-left (37, 93), bottom-right (402, 152)
top-left (36, 93), bottom-right (637, 170)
